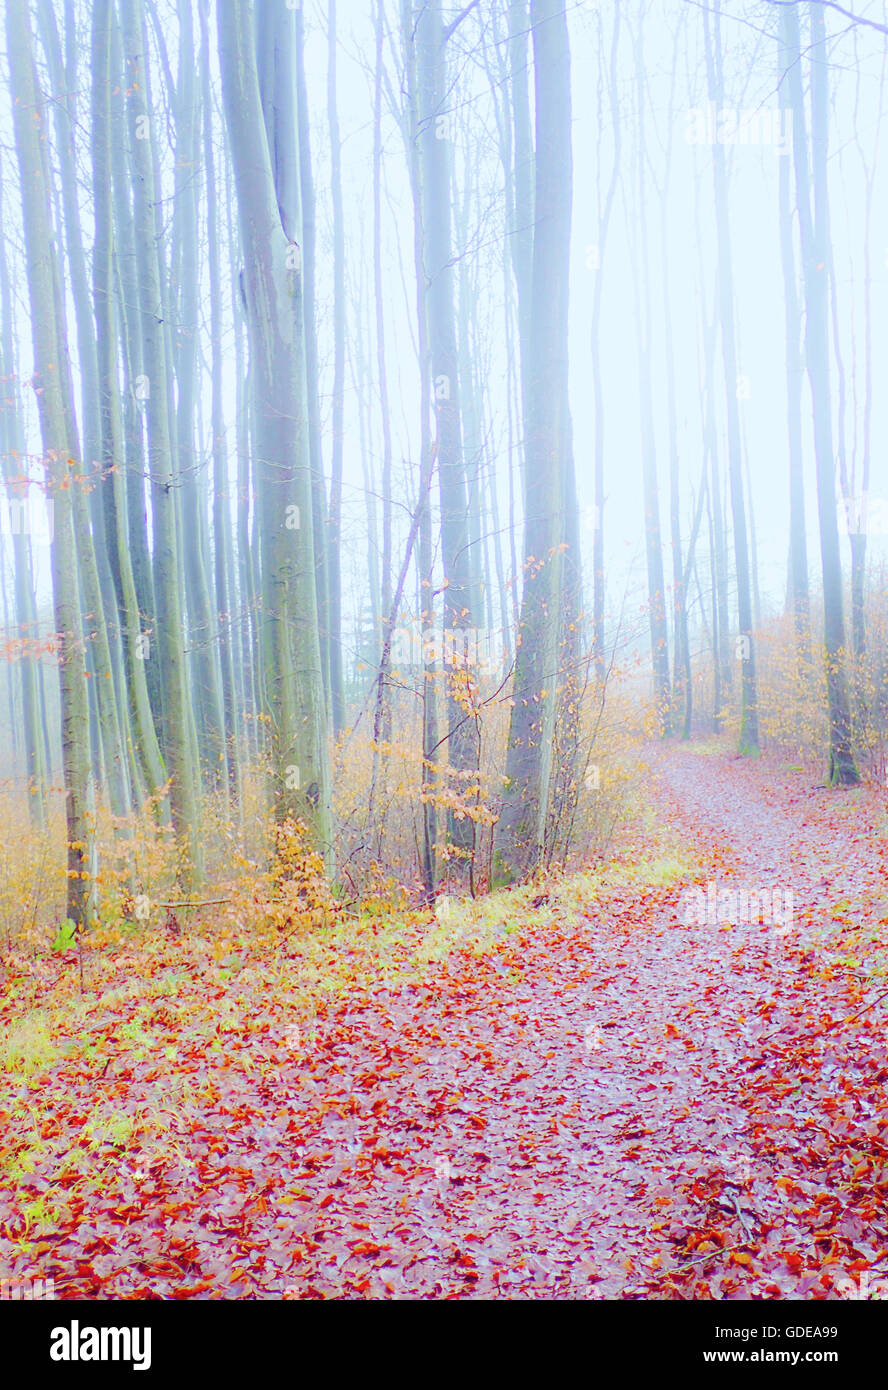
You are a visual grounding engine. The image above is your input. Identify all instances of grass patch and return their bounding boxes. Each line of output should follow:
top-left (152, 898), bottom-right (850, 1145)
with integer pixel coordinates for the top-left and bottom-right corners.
top-left (1, 1012), bottom-right (62, 1076)
top-left (681, 736), bottom-right (729, 757)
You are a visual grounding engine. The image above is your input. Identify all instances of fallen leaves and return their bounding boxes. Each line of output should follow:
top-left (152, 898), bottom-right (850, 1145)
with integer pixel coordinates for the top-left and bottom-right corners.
top-left (3, 746), bottom-right (888, 1299)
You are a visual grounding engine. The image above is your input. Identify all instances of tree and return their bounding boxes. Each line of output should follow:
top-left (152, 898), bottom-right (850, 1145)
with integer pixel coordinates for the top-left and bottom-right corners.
top-left (200, 0), bottom-right (240, 802)
top-left (218, 0), bottom-right (332, 854)
top-left (781, 1), bottom-right (858, 784)
top-left (494, 0), bottom-right (575, 884)
top-left (327, 0), bottom-right (347, 737)
top-left (121, 0), bottom-right (204, 878)
top-left (294, 2), bottom-right (331, 722)
top-left (628, 1), bottom-right (671, 726)
top-left (170, 0), bottom-right (227, 796)
top-left (0, 155), bottom-right (46, 827)
top-left (7, 0), bottom-right (95, 929)
top-left (590, 0), bottom-right (622, 687)
top-left (411, 0), bottom-right (480, 874)
top-left (703, 0), bottom-right (759, 755)
top-left (777, 9), bottom-right (811, 665)
top-left (91, 0), bottom-right (165, 809)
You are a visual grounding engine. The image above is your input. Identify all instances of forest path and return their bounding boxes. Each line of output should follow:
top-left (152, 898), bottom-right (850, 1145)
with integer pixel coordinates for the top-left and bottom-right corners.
top-left (6, 743), bottom-right (888, 1300)
top-left (239, 742), bottom-right (888, 1298)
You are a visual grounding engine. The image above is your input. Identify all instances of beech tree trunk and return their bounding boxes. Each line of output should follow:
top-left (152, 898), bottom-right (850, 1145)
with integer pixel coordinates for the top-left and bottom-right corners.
top-left (8, 0), bottom-right (95, 928)
top-left (218, 0), bottom-right (332, 856)
top-left (782, 2), bottom-right (858, 785)
top-left (494, 0), bottom-right (574, 884)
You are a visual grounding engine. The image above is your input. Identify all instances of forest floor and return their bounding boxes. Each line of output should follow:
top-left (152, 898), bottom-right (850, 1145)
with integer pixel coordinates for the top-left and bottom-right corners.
top-left (3, 740), bottom-right (888, 1299)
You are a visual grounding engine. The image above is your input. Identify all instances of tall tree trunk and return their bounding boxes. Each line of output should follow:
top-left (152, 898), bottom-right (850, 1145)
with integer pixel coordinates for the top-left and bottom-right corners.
top-left (293, 5), bottom-right (331, 723)
top-left (92, 0), bottom-right (164, 809)
top-left (172, 0), bottom-right (227, 795)
top-left (8, 0), bottom-right (95, 928)
top-left (631, 5), bottom-right (670, 725)
top-left (219, 0), bottom-right (332, 855)
top-left (843, 40), bottom-right (883, 664)
top-left (37, 0), bottom-right (123, 721)
top-left (38, 0), bottom-right (133, 823)
top-left (493, 0), bottom-right (573, 884)
top-left (783, 2), bottom-right (858, 785)
top-left (327, 0), bottom-right (346, 736)
top-left (591, 1), bottom-right (621, 686)
top-left (0, 157), bottom-right (46, 825)
top-left (411, 0), bottom-right (478, 871)
top-left (121, 0), bottom-right (204, 878)
top-left (703, 0), bottom-right (759, 754)
top-left (776, 20), bottom-right (811, 666)
top-left (508, 0), bottom-right (534, 426)
top-left (110, 16), bottom-right (163, 751)
top-left (373, 0), bottom-right (394, 752)
top-left (200, 2), bottom-right (240, 804)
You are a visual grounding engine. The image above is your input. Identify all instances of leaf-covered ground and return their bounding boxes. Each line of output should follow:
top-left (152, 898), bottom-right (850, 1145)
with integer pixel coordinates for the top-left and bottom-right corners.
top-left (2, 744), bottom-right (888, 1299)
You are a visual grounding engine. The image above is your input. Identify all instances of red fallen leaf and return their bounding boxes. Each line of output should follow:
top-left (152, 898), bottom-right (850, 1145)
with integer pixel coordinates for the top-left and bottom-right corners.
top-left (319, 1193), bottom-right (333, 1208)
top-left (173, 1280), bottom-right (216, 1297)
top-left (469, 1115), bottom-right (486, 1130)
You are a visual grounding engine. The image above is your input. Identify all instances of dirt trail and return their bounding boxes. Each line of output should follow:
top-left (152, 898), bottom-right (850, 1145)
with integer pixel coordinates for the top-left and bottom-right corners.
top-left (236, 745), bottom-right (888, 1298)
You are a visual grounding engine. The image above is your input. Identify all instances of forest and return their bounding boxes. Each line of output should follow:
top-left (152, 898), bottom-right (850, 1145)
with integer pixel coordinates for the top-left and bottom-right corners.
top-left (2, 0), bottom-right (888, 1324)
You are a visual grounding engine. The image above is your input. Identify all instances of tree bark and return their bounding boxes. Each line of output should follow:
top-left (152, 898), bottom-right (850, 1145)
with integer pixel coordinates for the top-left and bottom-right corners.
top-left (8, 0), bottom-right (96, 928)
top-left (703, 0), bottom-right (759, 754)
top-left (121, 0), bottom-right (204, 877)
top-left (493, 0), bottom-right (573, 884)
top-left (219, 0), bottom-right (332, 855)
top-left (783, 2), bottom-right (858, 784)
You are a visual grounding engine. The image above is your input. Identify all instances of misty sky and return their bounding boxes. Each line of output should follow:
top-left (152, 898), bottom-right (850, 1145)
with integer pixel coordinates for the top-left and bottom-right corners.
top-left (3, 0), bottom-right (888, 680)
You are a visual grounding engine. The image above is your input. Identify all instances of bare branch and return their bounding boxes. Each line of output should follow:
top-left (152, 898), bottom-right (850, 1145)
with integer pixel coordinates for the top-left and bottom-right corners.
top-left (442, 0), bottom-right (480, 47)
top-left (762, 0), bottom-right (888, 38)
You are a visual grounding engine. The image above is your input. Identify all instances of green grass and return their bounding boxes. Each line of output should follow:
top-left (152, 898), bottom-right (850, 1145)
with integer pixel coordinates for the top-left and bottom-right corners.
top-left (681, 736), bottom-right (729, 757)
top-left (1, 1012), bottom-right (62, 1076)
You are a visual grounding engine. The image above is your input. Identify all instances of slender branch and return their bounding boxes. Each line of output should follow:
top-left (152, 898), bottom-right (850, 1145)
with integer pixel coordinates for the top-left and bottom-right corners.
top-left (158, 898), bottom-right (230, 909)
top-left (762, 0), bottom-right (888, 38)
top-left (759, 984), bottom-right (888, 1047)
top-left (442, 0), bottom-right (480, 46)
